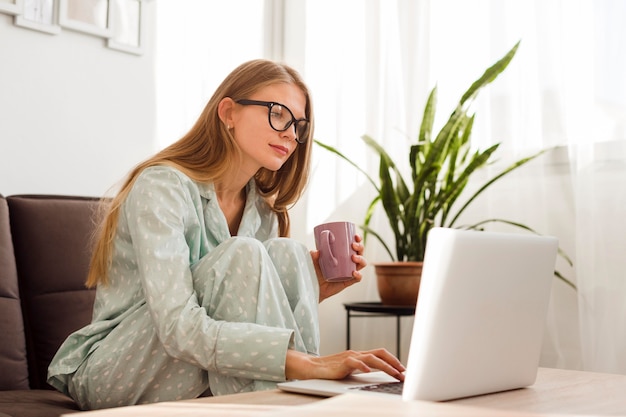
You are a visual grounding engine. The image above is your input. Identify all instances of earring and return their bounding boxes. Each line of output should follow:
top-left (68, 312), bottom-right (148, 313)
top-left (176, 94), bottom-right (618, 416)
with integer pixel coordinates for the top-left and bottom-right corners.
top-left (226, 124), bottom-right (231, 130)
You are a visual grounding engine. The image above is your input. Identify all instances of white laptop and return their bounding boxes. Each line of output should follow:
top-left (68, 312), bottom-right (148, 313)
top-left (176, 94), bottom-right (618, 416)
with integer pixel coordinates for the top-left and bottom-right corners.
top-left (278, 227), bottom-right (558, 401)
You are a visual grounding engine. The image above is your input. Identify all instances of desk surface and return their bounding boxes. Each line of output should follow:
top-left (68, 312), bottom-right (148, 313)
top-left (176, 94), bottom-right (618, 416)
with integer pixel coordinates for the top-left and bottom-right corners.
top-left (67, 367), bottom-right (626, 416)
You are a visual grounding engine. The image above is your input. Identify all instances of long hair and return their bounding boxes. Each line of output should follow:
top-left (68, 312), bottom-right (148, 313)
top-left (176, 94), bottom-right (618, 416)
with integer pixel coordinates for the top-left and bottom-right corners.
top-left (86, 60), bottom-right (314, 287)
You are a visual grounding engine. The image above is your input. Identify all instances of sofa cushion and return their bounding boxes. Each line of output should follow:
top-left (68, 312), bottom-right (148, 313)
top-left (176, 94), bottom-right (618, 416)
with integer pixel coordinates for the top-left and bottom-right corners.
top-left (0, 195), bottom-right (29, 390)
top-left (7, 195), bottom-right (99, 390)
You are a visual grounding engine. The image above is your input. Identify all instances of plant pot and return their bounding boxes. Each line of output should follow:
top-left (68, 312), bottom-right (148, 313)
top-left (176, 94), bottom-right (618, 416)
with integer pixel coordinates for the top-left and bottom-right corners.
top-left (374, 262), bottom-right (423, 306)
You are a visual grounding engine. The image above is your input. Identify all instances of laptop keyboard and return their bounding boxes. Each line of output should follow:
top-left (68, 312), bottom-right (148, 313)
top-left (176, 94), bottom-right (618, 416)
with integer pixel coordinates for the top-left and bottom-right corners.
top-left (351, 381), bottom-right (404, 395)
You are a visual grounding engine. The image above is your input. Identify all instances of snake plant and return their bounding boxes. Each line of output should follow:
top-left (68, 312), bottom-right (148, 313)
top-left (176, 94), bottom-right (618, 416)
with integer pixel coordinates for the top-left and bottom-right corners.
top-left (315, 41), bottom-right (575, 289)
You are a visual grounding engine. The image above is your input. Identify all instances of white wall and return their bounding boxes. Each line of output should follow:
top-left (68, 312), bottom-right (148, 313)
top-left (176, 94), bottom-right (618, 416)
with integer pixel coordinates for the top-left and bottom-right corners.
top-left (0, 3), bottom-right (157, 198)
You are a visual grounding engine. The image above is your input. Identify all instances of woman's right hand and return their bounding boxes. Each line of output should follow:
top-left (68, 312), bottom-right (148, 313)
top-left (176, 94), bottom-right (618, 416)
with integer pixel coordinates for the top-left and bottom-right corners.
top-left (285, 348), bottom-right (405, 382)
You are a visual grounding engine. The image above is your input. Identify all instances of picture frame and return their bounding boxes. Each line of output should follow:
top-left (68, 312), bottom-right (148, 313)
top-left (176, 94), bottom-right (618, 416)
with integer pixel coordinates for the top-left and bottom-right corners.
top-left (58, 0), bottom-right (112, 38)
top-left (14, 0), bottom-right (61, 35)
top-left (107, 0), bottom-right (144, 55)
top-left (0, 0), bottom-right (22, 15)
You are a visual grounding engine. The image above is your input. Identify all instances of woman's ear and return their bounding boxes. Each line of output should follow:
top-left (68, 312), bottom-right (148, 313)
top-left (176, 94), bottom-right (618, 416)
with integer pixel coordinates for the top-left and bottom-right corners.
top-left (218, 97), bottom-right (235, 128)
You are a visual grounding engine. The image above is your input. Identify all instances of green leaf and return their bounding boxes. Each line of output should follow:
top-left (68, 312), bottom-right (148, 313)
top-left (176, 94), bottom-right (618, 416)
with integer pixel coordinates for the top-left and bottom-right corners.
top-left (362, 134), bottom-right (410, 202)
top-left (313, 139), bottom-right (379, 192)
top-left (448, 147), bottom-right (547, 227)
top-left (360, 224), bottom-right (397, 262)
top-left (460, 41), bottom-right (520, 105)
top-left (313, 40), bottom-right (574, 287)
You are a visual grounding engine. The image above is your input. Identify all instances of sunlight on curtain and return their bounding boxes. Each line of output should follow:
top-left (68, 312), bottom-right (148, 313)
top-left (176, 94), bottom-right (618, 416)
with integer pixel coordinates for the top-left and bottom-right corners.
top-left (566, 0), bottom-right (626, 374)
top-left (299, 0), bottom-right (626, 372)
top-left (155, 0), bottom-right (264, 149)
top-left (300, 0), bottom-right (369, 230)
top-left (297, 0), bottom-right (414, 359)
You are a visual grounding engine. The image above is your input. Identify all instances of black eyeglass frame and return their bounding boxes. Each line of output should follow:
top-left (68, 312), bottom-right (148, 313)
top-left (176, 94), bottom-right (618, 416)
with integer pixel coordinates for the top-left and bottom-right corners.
top-left (235, 99), bottom-right (309, 144)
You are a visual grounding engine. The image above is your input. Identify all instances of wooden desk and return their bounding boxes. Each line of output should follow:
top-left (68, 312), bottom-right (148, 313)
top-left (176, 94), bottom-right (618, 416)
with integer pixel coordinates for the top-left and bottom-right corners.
top-left (65, 367), bottom-right (626, 416)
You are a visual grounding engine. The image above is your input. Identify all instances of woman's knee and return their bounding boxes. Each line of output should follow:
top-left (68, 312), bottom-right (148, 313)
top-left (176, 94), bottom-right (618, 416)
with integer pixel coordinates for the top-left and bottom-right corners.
top-left (191, 237), bottom-right (272, 309)
top-left (227, 236), bottom-right (268, 259)
top-left (263, 237), bottom-right (309, 261)
top-left (192, 237), bottom-right (268, 274)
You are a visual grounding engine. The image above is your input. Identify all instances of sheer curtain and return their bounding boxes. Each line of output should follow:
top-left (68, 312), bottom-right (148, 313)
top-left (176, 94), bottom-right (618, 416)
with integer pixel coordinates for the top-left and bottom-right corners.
top-left (564, 0), bottom-right (626, 373)
top-left (154, 1), bottom-right (265, 149)
top-left (293, 0), bottom-right (626, 372)
top-left (156, 0), bottom-right (626, 373)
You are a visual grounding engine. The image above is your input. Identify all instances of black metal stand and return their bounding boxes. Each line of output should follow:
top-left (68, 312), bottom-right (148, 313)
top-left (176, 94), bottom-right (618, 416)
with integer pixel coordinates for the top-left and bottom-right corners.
top-left (344, 302), bottom-right (416, 359)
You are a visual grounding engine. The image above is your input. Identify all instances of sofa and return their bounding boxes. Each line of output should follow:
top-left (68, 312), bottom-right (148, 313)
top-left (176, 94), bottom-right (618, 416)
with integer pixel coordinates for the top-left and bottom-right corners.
top-left (0, 194), bottom-right (100, 417)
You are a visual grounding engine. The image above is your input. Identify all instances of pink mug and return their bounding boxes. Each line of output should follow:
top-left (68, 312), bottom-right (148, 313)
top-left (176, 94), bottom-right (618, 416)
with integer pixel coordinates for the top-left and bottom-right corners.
top-left (314, 221), bottom-right (357, 282)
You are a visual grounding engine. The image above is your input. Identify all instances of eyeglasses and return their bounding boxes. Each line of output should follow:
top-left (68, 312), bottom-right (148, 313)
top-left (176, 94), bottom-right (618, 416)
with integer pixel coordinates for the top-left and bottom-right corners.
top-left (236, 99), bottom-right (309, 144)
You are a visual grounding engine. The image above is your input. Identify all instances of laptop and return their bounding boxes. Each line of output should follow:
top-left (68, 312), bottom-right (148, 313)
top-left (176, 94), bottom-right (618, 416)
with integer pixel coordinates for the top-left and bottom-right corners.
top-left (278, 227), bottom-right (558, 401)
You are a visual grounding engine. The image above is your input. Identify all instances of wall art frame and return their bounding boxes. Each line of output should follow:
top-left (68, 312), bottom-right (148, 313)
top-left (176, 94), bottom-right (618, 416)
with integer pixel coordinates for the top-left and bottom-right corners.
top-left (58, 0), bottom-right (112, 38)
top-left (0, 0), bottom-right (22, 15)
top-left (14, 0), bottom-right (61, 34)
top-left (106, 0), bottom-right (144, 55)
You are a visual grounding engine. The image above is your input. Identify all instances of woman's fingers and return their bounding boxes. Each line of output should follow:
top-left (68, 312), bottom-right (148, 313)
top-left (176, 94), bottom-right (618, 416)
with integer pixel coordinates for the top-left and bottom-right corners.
top-left (352, 235), bottom-right (364, 254)
top-left (342, 355), bottom-right (373, 375)
top-left (351, 254), bottom-right (367, 272)
top-left (308, 348), bottom-right (405, 381)
top-left (350, 349), bottom-right (406, 381)
top-left (352, 234), bottom-right (367, 272)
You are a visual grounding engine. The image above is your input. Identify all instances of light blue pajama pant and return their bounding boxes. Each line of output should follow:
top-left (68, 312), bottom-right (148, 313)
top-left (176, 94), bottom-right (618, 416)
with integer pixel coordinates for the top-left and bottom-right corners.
top-left (68, 237), bottom-right (319, 408)
top-left (193, 237), bottom-right (320, 394)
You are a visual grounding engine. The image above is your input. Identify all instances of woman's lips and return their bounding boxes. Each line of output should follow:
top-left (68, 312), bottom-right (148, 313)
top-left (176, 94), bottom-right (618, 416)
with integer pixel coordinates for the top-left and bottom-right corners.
top-left (270, 144), bottom-right (289, 155)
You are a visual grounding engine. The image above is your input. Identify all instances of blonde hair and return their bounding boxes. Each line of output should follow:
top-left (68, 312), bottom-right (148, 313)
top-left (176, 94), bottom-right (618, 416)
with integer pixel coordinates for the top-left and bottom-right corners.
top-left (86, 60), bottom-right (314, 287)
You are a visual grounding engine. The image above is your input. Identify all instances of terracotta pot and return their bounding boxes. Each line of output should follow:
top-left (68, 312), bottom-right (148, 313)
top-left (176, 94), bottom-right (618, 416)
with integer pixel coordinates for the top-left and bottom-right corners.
top-left (374, 262), bottom-right (423, 306)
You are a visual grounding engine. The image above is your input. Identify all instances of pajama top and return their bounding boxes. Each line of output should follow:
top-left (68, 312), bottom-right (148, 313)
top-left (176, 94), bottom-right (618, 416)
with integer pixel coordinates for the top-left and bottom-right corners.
top-left (47, 165), bottom-right (320, 409)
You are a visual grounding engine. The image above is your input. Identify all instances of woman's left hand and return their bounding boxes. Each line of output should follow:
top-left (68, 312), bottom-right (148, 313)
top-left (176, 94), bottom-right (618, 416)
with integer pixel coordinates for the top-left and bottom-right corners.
top-left (312, 234), bottom-right (367, 302)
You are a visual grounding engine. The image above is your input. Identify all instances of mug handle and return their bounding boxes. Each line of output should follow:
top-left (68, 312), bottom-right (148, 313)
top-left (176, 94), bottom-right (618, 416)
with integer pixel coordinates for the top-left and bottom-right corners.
top-left (320, 230), bottom-right (339, 266)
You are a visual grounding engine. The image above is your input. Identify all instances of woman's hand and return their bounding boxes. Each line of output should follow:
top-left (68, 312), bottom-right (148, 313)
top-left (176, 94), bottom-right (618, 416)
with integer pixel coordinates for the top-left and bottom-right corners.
top-left (285, 348), bottom-right (405, 382)
top-left (312, 234), bottom-right (367, 302)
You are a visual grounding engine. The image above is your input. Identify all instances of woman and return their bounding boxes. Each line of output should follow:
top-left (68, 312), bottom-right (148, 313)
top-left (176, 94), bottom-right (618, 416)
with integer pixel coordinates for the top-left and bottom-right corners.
top-left (47, 59), bottom-right (405, 410)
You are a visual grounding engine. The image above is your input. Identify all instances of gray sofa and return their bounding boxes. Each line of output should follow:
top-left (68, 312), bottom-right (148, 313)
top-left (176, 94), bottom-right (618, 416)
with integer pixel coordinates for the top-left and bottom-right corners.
top-left (0, 194), bottom-right (100, 417)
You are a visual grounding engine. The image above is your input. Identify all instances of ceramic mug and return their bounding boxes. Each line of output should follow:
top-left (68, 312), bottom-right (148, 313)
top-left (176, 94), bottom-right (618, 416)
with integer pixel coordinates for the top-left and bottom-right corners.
top-left (313, 221), bottom-right (357, 282)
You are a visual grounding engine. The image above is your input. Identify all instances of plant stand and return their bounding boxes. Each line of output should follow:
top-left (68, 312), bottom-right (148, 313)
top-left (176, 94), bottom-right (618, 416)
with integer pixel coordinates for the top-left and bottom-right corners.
top-left (343, 302), bottom-right (416, 359)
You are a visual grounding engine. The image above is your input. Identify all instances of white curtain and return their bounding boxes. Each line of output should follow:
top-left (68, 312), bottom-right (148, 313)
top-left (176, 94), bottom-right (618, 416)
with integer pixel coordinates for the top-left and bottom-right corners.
top-left (294, 0), bottom-right (626, 374)
top-left (156, 0), bottom-right (626, 373)
top-left (564, 0), bottom-right (626, 374)
top-left (154, 0), bottom-right (265, 149)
